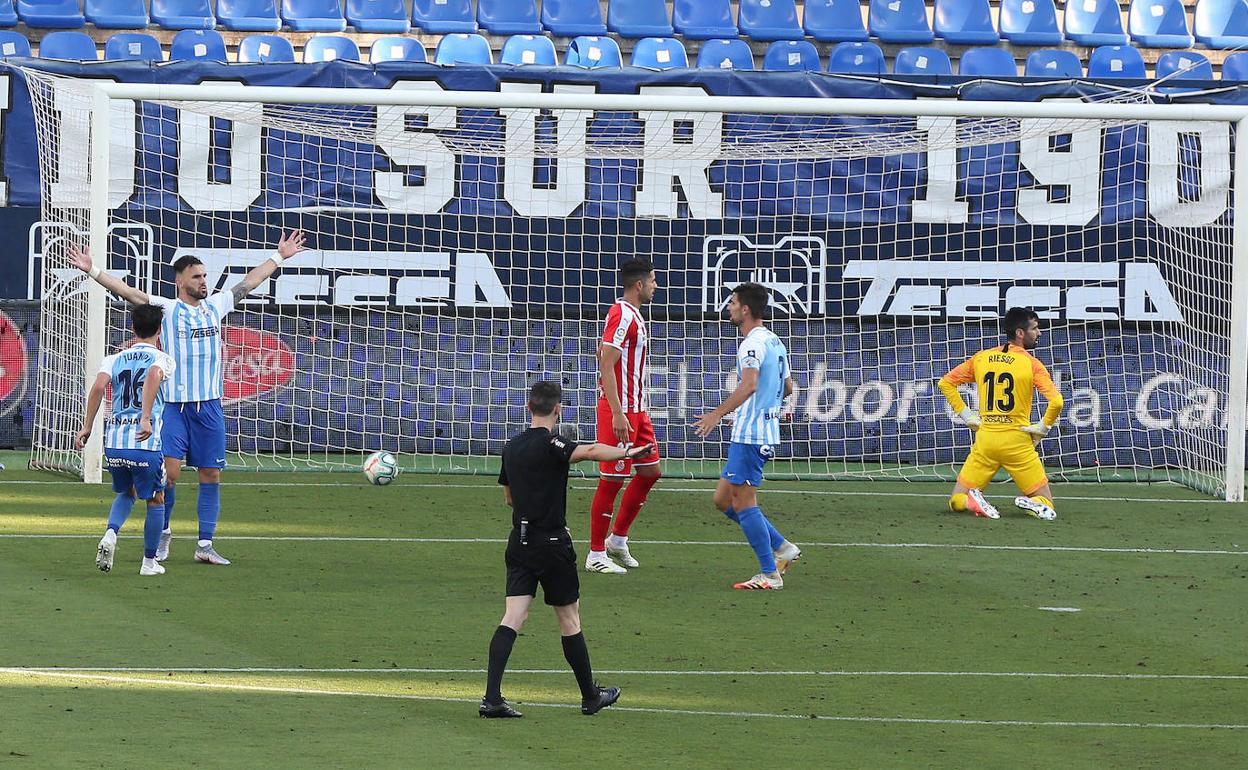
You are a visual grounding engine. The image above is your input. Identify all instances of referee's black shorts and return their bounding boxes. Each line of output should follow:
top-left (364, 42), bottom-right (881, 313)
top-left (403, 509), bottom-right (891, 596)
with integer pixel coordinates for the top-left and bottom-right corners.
top-left (504, 528), bottom-right (580, 607)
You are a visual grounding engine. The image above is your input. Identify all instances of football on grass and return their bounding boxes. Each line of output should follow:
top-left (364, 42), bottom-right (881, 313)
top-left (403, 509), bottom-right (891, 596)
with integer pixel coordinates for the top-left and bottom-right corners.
top-left (363, 451), bottom-right (399, 486)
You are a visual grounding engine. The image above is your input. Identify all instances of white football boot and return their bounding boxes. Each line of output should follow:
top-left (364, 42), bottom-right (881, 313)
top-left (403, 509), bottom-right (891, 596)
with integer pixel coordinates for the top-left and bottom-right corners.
top-left (1014, 496), bottom-right (1057, 521)
top-left (966, 489), bottom-right (1001, 520)
top-left (584, 553), bottom-right (627, 574)
top-left (774, 541), bottom-right (802, 575)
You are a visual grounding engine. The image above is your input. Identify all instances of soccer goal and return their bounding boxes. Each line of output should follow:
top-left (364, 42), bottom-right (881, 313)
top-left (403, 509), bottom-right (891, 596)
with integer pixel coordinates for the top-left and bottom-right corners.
top-left (19, 70), bottom-right (1248, 501)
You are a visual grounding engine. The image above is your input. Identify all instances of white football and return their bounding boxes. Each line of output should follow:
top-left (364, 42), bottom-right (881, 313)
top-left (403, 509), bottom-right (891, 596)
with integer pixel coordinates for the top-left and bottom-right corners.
top-left (363, 451), bottom-right (400, 486)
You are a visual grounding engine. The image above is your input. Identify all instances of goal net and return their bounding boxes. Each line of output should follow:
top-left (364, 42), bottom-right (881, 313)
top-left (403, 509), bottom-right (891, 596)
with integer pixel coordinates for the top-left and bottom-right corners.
top-left (21, 71), bottom-right (1247, 500)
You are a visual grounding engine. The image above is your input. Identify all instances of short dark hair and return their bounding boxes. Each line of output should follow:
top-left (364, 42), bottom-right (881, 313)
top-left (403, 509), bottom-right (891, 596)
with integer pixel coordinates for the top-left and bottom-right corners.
top-left (620, 259), bottom-right (654, 290)
top-left (1002, 307), bottom-right (1039, 341)
top-left (131, 303), bottom-right (163, 339)
top-left (527, 380), bottom-right (562, 417)
top-left (172, 255), bottom-right (203, 275)
top-left (732, 282), bottom-right (769, 321)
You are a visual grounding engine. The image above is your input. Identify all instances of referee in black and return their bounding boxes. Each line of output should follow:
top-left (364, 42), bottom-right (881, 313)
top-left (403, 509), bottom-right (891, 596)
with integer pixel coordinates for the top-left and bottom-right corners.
top-left (480, 380), bottom-right (654, 719)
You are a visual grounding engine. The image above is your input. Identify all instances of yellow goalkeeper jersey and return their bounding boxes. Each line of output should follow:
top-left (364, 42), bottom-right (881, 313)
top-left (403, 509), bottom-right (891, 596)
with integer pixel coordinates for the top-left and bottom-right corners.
top-left (938, 343), bottom-right (1063, 431)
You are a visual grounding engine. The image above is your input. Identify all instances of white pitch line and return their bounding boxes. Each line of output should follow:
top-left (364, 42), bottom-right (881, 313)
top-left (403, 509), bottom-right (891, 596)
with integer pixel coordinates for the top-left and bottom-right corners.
top-left (2, 669), bottom-right (1243, 730)
top-left (0, 533), bottom-right (1242, 555)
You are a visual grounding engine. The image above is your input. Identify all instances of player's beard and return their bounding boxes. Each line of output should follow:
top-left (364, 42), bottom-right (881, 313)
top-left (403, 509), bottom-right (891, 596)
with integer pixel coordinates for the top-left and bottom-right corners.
top-left (191, 285), bottom-right (209, 300)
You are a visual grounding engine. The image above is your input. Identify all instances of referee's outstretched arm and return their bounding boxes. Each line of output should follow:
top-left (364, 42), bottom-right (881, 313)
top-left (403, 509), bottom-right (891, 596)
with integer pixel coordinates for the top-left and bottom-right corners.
top-left (570, 442), bottom-right (655, 464)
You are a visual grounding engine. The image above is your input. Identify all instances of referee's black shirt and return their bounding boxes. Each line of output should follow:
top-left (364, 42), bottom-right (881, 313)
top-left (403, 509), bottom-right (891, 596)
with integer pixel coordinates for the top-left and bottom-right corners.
top-left (497, 427), bottom-right (578, 533)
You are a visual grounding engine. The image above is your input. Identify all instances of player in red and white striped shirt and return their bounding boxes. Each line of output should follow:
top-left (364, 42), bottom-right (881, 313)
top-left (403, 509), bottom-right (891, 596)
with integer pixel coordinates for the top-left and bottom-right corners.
top-left (586, 260), bottom-right (661, 574)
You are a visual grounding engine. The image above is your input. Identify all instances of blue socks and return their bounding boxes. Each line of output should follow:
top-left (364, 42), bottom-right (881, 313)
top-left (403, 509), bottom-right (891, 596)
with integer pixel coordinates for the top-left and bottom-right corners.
top-left (197, 482), bottom-right (220, 542)
top-left (721, 505), bottom-right (740, 523)
top-left (725, 506), bottom-right (787, 554)
top-left (163, 484), bottom-right (175, 529)
top-left (736, 506), bottom-right (778, 574)
top-left (107, 493), bottom-right (136, 533)
top-left (144, 503), bottom-right (164, 559)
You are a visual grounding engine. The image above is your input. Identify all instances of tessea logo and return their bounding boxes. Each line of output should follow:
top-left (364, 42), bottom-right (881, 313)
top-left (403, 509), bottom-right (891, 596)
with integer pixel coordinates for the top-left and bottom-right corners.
top-left (222, 326), bottom-right (294, 404)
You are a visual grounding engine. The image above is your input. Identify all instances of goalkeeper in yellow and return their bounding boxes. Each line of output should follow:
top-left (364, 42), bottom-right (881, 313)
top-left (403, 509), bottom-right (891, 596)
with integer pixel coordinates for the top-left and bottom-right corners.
top-left (938, 307), bottom-right (1063, 522)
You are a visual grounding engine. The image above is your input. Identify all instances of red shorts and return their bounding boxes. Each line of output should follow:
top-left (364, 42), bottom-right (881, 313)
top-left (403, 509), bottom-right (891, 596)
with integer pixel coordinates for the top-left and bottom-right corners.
top-left (596, 399), bottom-right (660, 477)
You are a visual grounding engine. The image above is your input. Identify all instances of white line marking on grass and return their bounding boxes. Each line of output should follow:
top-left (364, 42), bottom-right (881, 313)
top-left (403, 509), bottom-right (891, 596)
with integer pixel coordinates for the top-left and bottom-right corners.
top-left (2, 669), bottom-right (1243, 730)
top-left (1038, 607), bottom-right (1083, 612)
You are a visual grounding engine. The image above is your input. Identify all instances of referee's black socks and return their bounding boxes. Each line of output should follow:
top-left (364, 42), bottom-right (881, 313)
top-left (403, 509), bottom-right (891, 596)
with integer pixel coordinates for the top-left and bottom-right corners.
top-left (561, 632), bottom-right (597, 700)
top-left (485, 625), bottom-right (518, 704)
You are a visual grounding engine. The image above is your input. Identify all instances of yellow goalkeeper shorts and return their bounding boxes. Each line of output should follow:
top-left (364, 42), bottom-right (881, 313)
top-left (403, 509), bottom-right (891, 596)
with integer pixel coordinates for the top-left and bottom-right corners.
top-left (956, 429), bottom-right (1048, 495)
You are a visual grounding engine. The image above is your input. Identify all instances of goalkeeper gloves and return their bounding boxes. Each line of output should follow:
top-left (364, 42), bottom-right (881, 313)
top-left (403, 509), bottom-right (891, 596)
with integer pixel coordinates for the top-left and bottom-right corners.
top-left (1021, 422), bottom-right (1051, 442)
top-left (957, 408), bottom-right (981, 429)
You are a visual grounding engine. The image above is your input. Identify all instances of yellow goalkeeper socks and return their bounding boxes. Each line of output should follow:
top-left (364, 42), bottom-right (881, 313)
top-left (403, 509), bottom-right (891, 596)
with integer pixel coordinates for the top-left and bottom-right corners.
top-left (1030, 495), bottom-right (1055, 512)
top-left (948, 493), bottom-right (969, 512)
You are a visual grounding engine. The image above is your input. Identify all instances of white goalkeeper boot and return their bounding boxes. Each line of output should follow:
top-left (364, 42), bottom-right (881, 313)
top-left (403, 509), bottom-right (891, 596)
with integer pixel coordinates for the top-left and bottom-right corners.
top-left (966, 489), bottom-right (1000, 520)
top-left (1014, 496), bottom-right (1057, 521)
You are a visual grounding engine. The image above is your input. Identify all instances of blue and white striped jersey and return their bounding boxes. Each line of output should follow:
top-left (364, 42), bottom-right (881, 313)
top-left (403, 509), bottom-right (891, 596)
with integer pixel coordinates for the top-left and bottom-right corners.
top-left (99, 343), bottom-right (175, 452)
top-left (149, 292), bottom-right (235, 403)
top-left (729, 327), bottom-right (790, 446)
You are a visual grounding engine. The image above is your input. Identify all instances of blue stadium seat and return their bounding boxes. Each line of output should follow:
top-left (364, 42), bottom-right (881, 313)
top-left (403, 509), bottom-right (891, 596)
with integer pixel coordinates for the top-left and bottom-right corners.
top-left (763, 39), bottom-right (820, 70)
top-left (477, 0), bottom-right (540, 34)
top-left (958, 46), bottom-right (1017, 76)
top-left (1024, 48), bottom-right (1083, 76)
top-left (86, 0), bottom-right (149, 29)
top-left (934, 0), bottom-right (1000, 44)
top-left (1064, 0), bottom-right (1129, 45)
top-left (673, 0), bottom-right (736, 39)
top-left (542, 0), bottom-right (606, 36)
top-left (0, 1), bottom-right (16, 27)
top-left (1086, 44), bottom-right (1145, 77)
top-left (564, 35), bottom-right (621, 67)
top-left (500, 33), bottom-right (555, 65)
top-left (304, 35), bottom-right (360, 62)
top-left (38, 30), bottom-right (97, 58)
top-left (892, 46), bottom-right (953, 75)
top-left (1222, 50), bottom-right (1248, 79)
top-left (868, 0), bottom-right (935, 43)
top-left (803, 0), bottom-right (869, 41)
top-left (18, 0), bottom-right (85, 28)
top-left (609, 0), bottom-right (673, 37)
top-left (0, 29), bottom-right (30, 55)
top-left (1194, 0), bottom-right (1248, 47)
top-left (151, 0), bottom-right (214, 29)
top-left (696, 38), bottom-right (754, 69)
top-left (345, 0), bottom-right (408, 32)
top-left (411, 0), bottom-right (475, 33)
top-left (217, 0), bottom-right (281, 31)
top-left (1128, 0), bottom-right (1193, 46)
top-left (827, 40), bottom-right (885, 73)
top-left (1155, 50), bottom-right (1214, 80)
top-left (433, 33), bottom-right (492, 64)
top-left (169, 28), bottom-right (227, 60)
top-left (630, 36), bottom-right (687, 68)
top-left (738, 0), bottom-right (804, 40)
top-left (282, 0), bottom-right (346, 32)
top-left (999, 0), bottom-right (1062, 44)
top-left (104, 31), bottom-right (161, 60)
top-left (237, 33), bottom-right (295, 62)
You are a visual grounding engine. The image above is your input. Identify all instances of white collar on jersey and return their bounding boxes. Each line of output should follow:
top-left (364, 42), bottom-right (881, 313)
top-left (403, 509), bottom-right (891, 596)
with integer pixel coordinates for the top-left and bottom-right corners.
top-left (616, 297), bottom-right (642, 314)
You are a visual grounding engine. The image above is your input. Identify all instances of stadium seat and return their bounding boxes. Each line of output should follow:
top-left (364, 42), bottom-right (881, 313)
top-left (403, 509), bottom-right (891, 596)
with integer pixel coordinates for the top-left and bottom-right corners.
top-left (609, 0), bottom-right (673, 37)
top-left (868, 0), bottom-right (935, 43)
top-left (38, 30), bottom-right (97, 59)
top-left (304, 35), bottom-right (360, 62)
top-left (892, 46), bottom-right (953, 75)
top-left (958, 47), bottom-right (1017, 76)
top-left (151, 0), bottom-right (214, 29)
top-left (630, 36), bottom-right (687, 69)
top-left (237, 33), bottom-right (295, 62)
top-left (673, 0), bottom-right (736, 39)
top-left (1086, 44), bottom-right (1146, 77)
top-left (0, 1), bottom-right (15, 27)
top-left (218, 0), bottom-right (281, 31)
top-left (104, 32), bottom-right (162, 60)
top-left (433, 33), bottom-right (492, 65)
top-left (1156, 50), bottom-right (1214, 80)
top-left (1024, 48), bottom-right (1083, 76)
top-left (17, 0), bottom-right (85, 28)
top-left (999, 0), bottom-right (1063, 44)
top-left (411, 0), bottom-right (475, 33)
top-left (86, 0), bottom-right (149, 29)
top-left (934, 0), bottom-right (1000, 44)
top-left (368, 36), bottom-right (426, 63)
top-left (0, 29), bottom-right (30, 55)
top-left (1063, 0), bottom-right (1129, 45)
top-left (1194, 0), bottom-right (1248, 48)
top-left (1128, 0), bottom-right (1194, 47)
top-left (738, 0), bottom-right (804, 40)
top-left (763, 39), bottom-right (820, 71)
top-left (477, 0), bottom-right (540, 34)
top-left (696, 38), bottom-right (754, 70)
top-left (564, 35), bottom-right (621, 67)
top-left (1222, 50), bottom-right (1248, 79)
top-left (345, 0), bottom-right (408, 32)
top-left (282, 0), bottom-right (346, 32)
top-left (542, 0), bottom-right (607, 36)
top-left (827, 40), bottom-right (885, 74)
top-left (500, 34), bottom-right (555, 65)
top-left (169, 28), bottom-right (227, 61)
top-left (803, 0), bottom-right (869, 41)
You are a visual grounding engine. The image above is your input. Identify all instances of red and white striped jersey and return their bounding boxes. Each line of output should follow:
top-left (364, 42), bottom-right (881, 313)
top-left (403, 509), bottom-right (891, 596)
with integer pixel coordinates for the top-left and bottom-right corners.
top-left (599, 298), bottom-right (648, 413)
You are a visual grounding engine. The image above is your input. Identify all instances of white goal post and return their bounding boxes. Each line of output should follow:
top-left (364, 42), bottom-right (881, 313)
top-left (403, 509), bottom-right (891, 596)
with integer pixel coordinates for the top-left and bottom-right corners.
top-left (22, 74), bottom-right (1248, 501)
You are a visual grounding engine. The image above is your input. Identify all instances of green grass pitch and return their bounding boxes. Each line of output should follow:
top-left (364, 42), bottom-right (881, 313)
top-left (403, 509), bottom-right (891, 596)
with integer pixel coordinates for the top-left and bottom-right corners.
top-left (2, 451), bottom-right (1246, 768)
